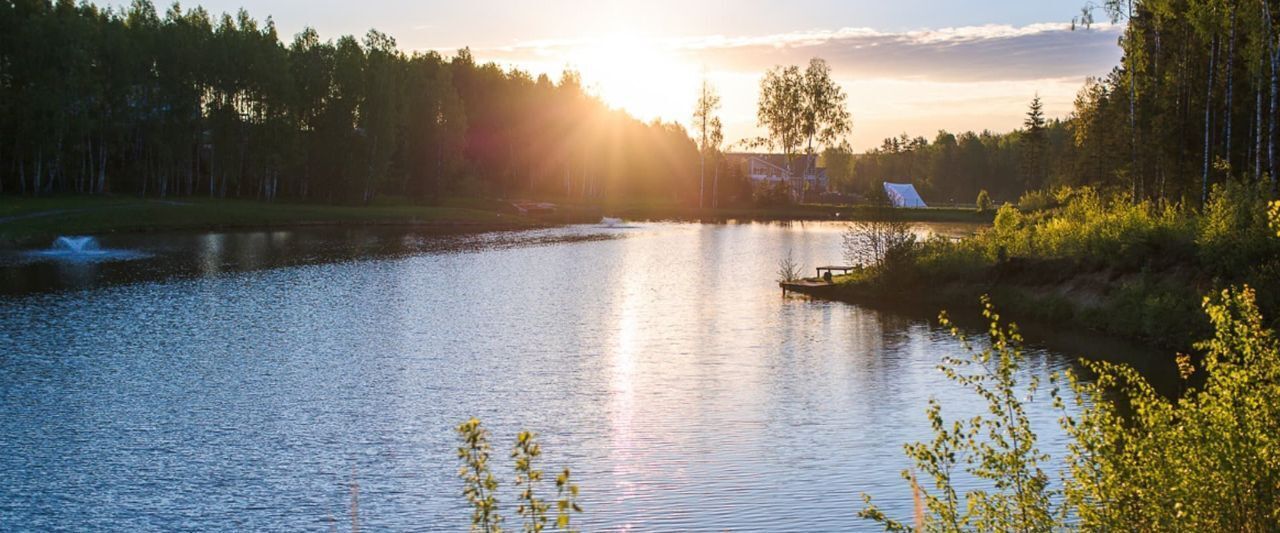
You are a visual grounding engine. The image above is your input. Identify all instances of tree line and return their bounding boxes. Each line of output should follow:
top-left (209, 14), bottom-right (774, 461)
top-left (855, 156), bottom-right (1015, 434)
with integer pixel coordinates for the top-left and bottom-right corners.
top-left (0, 0), bottom-right (701, 204)
top-left (828, 100), bottom-right (1074, 205)
top-left (835, 0), bottom-right (1280, 207)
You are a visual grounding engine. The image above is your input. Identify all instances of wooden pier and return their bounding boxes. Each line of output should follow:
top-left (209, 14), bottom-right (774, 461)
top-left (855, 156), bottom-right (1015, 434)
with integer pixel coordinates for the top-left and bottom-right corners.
top-left (780, 265), bottom-right (854, 296)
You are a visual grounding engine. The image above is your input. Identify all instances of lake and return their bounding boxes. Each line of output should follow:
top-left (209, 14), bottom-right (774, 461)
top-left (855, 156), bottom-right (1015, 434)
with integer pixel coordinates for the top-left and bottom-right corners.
top-left (0, 221), bottom-right (1169, 531)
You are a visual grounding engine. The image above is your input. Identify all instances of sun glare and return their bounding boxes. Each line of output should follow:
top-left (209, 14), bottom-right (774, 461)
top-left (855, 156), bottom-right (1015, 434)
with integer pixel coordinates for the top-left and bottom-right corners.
top-left (566, 35), bottom-right (699, 123)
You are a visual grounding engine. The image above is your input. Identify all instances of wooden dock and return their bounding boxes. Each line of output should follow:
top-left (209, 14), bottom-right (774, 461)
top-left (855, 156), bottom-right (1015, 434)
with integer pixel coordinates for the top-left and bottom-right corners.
top-left (780, 279), bottom-right (837, 296)
top-left (781, 265), bottom-right (856, 296)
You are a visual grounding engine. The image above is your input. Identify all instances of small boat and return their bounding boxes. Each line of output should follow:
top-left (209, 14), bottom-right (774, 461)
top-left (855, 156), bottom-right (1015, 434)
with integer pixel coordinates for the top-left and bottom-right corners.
top-left (600, 217), bottom-right (623, 227)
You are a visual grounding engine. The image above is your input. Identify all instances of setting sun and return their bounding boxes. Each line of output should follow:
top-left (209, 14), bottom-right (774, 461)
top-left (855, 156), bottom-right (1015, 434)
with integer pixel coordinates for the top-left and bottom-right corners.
top-left (558, 35), bottom-right (702, 122)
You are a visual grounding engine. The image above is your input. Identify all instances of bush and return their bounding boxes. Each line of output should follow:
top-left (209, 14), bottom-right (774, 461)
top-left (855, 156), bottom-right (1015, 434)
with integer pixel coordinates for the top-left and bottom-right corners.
top-left (969, 187), bottom-right (1194, 269)
top-left (843, 217), bottom-right (916, 268)
top-left (860, 297), bottom-right (1057, 531)
top-left (861, 288), bottom-right (1280, 531)
top-left (777, 248), bottom-right (802, 282)
top-left (976, 190), bottom-right (993, 213)
top-left (1197, 179), bottom-right (1277, 277)
top-left (754, 181), bottom-right (793, 207)
top-left (1016, 189), bottom-right (1058, 212)
top-left (1063, 287), bottom-right (1280, 530)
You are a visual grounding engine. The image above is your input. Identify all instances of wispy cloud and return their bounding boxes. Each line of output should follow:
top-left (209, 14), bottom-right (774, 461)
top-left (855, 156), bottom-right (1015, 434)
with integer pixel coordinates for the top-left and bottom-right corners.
top-left (474, 22), bottom-right (1122, 83)
top-left (463, 23), bottom-right (1123, 150)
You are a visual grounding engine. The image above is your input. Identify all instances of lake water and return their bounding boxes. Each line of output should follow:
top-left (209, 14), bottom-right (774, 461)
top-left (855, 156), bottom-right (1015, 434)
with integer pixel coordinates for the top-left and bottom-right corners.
top-left (0, 221), bottom-right (1169, 531)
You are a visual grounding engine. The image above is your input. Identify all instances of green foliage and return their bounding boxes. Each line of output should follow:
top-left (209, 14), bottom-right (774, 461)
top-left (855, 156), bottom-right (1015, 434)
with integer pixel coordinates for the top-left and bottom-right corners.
top-left (456, 419), bottom-right (582, 533)
top-left (512, 431), bottom-right (549, 532)
top-left (1196, 179), bottom-right (1277, 278)
top-left (843, 217), bottom-right (916, 268)
top-left (0, 2), bottom-right (701, 204)
top-left (975, 190), bottom-right (992, 213)
top-left (753, 180), bottom-right (794, 207)
top-left (457, 418), bottom-right (502, 532)
top-left (1015, 189), bottom-right (1058, 212)
top-left (553, 468), bottom-right (582, 532)
top-left (1271, 201), bottom-right (1280, 238)
top-left (860, 297), bottom-right (1058, 531)
top-left (756, 58), bottom-right (852, 164)
top-left (863, 287), bottom-right (1280, 530)
top-left (1062, 286), bottom-right (1280, 530)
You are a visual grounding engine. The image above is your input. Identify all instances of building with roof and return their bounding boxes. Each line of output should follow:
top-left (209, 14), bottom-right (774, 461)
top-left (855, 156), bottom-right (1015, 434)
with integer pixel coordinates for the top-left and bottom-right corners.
top-left (725, 153), bottom-right (829, 201)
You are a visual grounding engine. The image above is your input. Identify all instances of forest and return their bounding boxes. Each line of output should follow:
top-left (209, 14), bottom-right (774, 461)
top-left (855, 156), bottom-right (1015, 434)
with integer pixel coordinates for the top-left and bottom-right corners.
top-left (837, 0), bottom-right (1280, 207)
top-left (7, 0), bottom-right (1280, 211)
top-left (0, 0), bottom-right (704, 205)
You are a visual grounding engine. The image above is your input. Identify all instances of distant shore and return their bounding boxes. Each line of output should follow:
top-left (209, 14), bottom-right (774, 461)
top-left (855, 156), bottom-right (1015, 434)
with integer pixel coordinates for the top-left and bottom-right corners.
top-left (0, 196), bottom-right (546, 247)
top-left (0, 195), bottom-right (995, 247)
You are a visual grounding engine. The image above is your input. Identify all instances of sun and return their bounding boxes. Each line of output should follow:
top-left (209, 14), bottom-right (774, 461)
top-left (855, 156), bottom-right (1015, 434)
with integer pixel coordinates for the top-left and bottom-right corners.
top-left (566, 34), bottom-right (699, 122)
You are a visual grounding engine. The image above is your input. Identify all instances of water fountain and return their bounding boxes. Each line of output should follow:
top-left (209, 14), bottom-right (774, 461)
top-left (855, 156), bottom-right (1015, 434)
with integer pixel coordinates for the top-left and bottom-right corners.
top-left (52, 236), bottom-right (101, 254)
top-left (25, 235), bottom-right (145, 262)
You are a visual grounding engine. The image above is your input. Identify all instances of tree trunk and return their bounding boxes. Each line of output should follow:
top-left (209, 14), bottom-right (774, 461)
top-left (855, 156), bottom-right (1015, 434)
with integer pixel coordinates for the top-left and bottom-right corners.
top-left (1224, 2), bottom-right (1237, 170)
top-left (97, 137), bottom-right (107, 194)
top-left (1127, 6), bottom-right (1139, 199)
top-left (1257, 76), bottom-right (1264, 181)
top-left (34, 149), bottom-right (42, 196)
top-left (1203, 34), bottom-right (1219, 206)
top-left (712, 158), bottom-right (721, 208)
top-left (699, 150), bottom-right (705, 209)
top-left (1268, 2), bottom-right (1278, 192)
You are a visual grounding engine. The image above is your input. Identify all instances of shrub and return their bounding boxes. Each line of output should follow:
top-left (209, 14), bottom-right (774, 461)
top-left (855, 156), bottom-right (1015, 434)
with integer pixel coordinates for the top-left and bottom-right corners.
top-left (1197, 179), bottom-right (1277, 278)
top-left (456, 419), bottom-right (582, 532)
top-left (843, 217), bottom-right (916, 268)
top-left (777, 248), bottom-right (802, 282)
top-left (861, 287), bottom-right (1280, 530)
top-left (1063, 286), bottom-right (1280, 530)
top-left (860, 297), bottom-right (1058, 531)
top-left (976, 190), bottom-right (993, 213)
top-left (1016, 189), bottom-right (1058, 212)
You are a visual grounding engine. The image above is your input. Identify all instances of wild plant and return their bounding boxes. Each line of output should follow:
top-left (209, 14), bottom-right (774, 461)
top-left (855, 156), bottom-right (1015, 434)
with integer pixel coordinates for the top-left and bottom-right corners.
top-left (457, 419), bottom-right (582, 533)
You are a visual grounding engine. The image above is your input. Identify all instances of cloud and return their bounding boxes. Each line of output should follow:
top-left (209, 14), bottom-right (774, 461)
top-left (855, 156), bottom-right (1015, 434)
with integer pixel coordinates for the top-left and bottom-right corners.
top-left (464, 23), bottom-right (1123, 151)
top-left (745, 24), bottom-right (1119, 82)
top-left (475, 22), bottom-right (1123, 83)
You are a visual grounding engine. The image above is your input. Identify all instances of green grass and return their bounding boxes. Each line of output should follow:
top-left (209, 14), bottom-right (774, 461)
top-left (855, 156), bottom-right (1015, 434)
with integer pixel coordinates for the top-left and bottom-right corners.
top-left (787, 183), bottom-right (1280, 349)
top-left (565, 198), bottom-right (996, 223)
top-left (0, 195), bottom-right (537, 246)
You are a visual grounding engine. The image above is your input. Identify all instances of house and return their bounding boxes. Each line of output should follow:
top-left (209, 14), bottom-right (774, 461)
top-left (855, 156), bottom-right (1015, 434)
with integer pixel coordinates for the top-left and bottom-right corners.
top-left (725, 153), bottom-right (829, 200)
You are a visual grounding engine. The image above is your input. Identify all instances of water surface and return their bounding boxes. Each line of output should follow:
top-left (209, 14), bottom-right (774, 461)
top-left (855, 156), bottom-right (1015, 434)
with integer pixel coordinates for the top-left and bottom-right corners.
top-left (0, 221), bottom-right (1167, 530)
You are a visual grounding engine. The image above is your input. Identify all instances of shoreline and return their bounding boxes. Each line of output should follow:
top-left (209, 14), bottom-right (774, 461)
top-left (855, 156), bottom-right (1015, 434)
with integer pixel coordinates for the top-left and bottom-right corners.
top-left (781, 262), bottom-right (1209, 352)
top-left (0, 195), bottom-right (994, 247)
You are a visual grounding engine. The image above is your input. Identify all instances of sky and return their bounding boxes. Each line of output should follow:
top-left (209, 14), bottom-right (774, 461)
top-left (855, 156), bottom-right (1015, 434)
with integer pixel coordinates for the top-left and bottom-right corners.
top-left (143, 1), bottom-right (1124, 151)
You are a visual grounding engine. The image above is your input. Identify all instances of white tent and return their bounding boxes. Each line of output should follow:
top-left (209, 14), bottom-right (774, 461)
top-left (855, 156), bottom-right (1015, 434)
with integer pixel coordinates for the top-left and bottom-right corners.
top-left (883, 182), bottom-right (928, 208)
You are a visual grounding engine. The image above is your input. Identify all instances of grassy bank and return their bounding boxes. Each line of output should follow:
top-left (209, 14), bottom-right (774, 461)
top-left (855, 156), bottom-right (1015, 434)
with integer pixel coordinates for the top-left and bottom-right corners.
top-left (0, 195), bottom-right (994, 247)
top-left (0, 195), bottom-right (540, 247)
top-left (792, 184), bottom-right (1280, 349)
top-left (580, 198), bottom-right (997, 223)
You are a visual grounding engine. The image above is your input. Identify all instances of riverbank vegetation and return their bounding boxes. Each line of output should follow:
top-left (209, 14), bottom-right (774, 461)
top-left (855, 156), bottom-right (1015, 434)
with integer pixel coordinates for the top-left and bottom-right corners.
top-left (0, 193), bottom-right (995, 247)
top-left (862, 286), bottom-right (1280, 530)
top-left (0, 194), bottom-right (540, 245)
top-left (828, 183), bottom-right (1279, 348)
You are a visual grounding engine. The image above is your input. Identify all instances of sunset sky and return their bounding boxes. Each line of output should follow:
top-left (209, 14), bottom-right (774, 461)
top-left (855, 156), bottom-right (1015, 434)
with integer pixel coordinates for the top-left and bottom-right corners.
top-left (161, 0), bottom-right (1123, 151)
